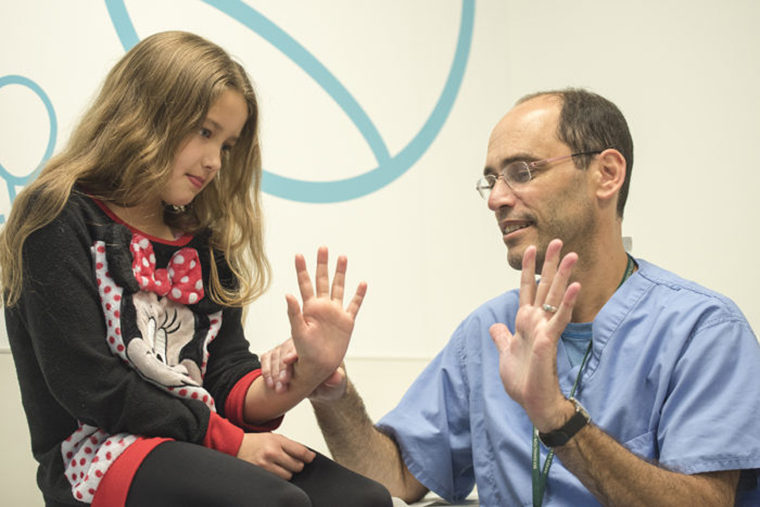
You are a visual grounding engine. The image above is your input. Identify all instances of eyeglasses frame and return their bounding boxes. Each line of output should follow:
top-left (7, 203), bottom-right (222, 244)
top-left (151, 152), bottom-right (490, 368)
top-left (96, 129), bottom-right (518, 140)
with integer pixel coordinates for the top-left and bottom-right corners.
top-left (476, 150), bottom-right (604, 199)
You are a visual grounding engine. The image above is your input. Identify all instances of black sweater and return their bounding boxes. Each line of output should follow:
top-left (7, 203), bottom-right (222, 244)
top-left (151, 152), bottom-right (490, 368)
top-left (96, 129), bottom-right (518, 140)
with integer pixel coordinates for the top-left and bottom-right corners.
top-left (6, 190), bottom-right (262, 505)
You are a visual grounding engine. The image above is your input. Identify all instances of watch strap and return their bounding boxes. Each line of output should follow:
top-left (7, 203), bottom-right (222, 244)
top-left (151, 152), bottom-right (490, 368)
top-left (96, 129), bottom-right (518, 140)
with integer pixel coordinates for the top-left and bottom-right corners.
top-left (538, 397), bottom-right (590, 448)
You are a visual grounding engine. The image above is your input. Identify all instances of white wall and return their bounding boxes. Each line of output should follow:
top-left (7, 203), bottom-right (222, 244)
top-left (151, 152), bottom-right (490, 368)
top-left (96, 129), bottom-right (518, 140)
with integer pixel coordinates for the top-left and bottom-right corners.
top-left (1, 1), bottom-right (759, 505)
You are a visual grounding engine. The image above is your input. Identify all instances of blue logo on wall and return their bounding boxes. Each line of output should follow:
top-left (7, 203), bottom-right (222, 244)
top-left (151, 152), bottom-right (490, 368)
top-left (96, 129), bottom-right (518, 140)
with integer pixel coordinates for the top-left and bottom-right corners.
top-left (0, 0), bottom-right (473, 213)
top-left (0, 75), bottom-right (57, 223)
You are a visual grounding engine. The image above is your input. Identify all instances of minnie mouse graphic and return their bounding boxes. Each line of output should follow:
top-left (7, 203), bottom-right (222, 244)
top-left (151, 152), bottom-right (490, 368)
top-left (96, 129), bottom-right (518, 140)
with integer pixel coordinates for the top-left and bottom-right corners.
top-left (97, 227), bottom-right (221, 409)
top-left (61, 224), bottom-right (225, 503)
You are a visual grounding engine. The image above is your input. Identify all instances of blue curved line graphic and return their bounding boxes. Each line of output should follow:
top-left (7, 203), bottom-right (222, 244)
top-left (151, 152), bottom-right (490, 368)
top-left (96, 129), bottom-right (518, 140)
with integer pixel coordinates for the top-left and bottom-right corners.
top-left (105, 0), bottom-right (390, 166)
top-left (203, 0), bottom-right (391, 167)
top-left (104, 0), bottom-right (140, 49)
top-left (104, 0), bottom-right (474, 202)
top-left (0, 75), bottom-right (58, 204)
top-left (264, 1), bottom-right (474, 202)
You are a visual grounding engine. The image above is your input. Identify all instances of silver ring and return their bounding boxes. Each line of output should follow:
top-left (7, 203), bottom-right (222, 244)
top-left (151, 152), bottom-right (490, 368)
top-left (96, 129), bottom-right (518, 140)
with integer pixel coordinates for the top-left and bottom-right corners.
top-left (542, 303), bottom-right (558, 313)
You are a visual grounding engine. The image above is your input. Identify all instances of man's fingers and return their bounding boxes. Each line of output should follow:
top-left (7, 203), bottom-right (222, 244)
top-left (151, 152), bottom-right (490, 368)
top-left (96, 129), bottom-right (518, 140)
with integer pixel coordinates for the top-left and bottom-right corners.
top-left (283, 351), bottom-right (298, 365)
top-left (277, 355), bottom-right (295, 390)
top-left (489, 323), bottom-right (512, 351)
top-left (270, 341), bottom-right (298, 391)
top-left (260, 350), bottom-right (274, 388)
top-left (535, 239), bottom-right (563, 305)
top-left (547, 281), bottom-right (582, 336)
top-left (273, 346), bottom-right (286, 385)
top-left (543, 251), bottom-right (578, 311)
top-left (519, 246), bottom-right (537, 307)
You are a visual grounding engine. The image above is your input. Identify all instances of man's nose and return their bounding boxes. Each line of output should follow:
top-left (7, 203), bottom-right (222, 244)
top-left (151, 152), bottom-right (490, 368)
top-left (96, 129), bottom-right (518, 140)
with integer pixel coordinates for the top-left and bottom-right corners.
top-left (487, 177), bottom-right (516, 211)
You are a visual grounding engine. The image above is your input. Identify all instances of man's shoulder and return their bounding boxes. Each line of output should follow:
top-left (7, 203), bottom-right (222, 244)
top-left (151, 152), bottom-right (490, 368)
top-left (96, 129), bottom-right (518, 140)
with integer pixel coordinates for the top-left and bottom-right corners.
top-left (633, 258), bottom-right (748, 323)
top-left (469, 289), bottom-right (520, 320)
top-left (447, 289), bottom-right (521, 345)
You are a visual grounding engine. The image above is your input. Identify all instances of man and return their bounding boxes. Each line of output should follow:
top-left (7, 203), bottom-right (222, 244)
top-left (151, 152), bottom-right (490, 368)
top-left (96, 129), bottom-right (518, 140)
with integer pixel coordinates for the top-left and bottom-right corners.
top-left (263, 89), bottom-right (760, 505)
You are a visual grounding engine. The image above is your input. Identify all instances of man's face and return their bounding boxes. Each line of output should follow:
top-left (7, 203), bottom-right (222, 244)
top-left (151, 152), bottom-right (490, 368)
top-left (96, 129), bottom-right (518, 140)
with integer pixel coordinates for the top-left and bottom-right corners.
top-left (484, 96), bottom-right (598, 272)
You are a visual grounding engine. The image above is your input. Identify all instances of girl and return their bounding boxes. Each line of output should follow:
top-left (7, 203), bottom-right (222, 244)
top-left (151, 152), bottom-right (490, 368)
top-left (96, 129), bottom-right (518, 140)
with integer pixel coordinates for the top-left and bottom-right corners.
top-left (0, 31), bottom-right (391, 507)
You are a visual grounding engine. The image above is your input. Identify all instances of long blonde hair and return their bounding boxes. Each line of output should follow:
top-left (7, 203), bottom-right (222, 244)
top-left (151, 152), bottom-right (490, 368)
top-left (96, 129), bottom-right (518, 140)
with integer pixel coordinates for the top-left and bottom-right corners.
top-left (0, 31), bottom-right (270, 307)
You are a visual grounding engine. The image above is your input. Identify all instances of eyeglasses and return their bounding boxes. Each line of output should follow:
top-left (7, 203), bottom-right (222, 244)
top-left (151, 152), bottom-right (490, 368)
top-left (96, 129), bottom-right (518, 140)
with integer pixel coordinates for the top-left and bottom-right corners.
top-left (475, 150), bottom-right (603, 199)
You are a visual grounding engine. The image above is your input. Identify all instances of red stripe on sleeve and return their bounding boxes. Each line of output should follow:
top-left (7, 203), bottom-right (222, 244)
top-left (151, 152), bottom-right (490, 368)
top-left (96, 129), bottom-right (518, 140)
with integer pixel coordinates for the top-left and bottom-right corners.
top-left (225, 370), bottom-right (284, 432)
top-left (204, 412), bottom-right (245, 456)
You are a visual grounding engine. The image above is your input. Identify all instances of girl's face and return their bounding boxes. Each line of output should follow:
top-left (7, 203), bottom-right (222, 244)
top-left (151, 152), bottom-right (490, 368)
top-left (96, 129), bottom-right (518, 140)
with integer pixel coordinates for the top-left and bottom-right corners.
top-left (161, 89), bottom-right (248, 207)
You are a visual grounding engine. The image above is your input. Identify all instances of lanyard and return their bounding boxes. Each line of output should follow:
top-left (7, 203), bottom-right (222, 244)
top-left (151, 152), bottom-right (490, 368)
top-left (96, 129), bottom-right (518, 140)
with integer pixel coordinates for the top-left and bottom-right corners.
top-left (531, 254), bottom-right (636, 507)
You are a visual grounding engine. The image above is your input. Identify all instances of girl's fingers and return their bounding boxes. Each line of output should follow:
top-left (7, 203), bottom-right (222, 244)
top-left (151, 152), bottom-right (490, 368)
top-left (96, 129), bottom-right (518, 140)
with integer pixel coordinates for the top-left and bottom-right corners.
top-left (346, 281), bottom-right (368, 319)
top-left (294, 254), bottom-right (314, 302)
top-left (314, 246), bottom-right (330, 297)
top-left (331, 256), bottom-right (347, 303)
top-left (285, 294), bottom-right (304, 338)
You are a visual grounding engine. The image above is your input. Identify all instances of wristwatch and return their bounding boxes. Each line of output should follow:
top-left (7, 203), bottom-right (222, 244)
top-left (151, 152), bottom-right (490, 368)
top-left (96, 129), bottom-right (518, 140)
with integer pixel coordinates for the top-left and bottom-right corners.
top-left (538, 397), bottom-right (591, 448)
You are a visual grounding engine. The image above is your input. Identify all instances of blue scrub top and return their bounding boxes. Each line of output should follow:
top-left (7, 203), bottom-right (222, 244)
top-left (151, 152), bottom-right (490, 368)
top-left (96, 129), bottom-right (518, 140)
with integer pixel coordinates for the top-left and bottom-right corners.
top-left (377, 259), bottom-right (760, 506)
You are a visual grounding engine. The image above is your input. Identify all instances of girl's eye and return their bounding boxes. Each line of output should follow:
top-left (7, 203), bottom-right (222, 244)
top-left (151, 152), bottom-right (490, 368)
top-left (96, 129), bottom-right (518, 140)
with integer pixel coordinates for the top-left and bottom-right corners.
top-left (199, 127), bottom-right (212, 138)
top-left (221, 144), bottom-right (233, 154)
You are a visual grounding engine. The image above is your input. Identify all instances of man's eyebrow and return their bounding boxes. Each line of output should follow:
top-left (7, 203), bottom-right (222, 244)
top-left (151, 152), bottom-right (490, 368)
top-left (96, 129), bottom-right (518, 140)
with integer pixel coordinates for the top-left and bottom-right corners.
top-left (483, 166), bottom-right (497, 177)
top-left (483, 153), bottom-right (536, 176)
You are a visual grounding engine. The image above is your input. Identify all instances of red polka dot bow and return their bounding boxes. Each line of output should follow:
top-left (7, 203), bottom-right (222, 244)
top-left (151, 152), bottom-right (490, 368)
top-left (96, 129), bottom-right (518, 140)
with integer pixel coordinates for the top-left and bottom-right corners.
top-left (130, 234), bottom-right (204, 305)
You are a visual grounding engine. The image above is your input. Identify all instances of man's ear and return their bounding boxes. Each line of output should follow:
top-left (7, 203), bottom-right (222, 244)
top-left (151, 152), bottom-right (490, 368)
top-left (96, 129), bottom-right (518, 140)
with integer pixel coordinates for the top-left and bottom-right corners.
top-left (594, 148), bottom-right (626, 204)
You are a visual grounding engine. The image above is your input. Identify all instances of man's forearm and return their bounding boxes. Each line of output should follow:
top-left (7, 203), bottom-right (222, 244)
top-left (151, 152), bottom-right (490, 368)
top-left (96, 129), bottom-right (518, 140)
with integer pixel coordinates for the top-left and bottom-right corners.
top-left (311, 380), bottom-right (428, 502)
top-left (555, 423), bottom-right (739, 506)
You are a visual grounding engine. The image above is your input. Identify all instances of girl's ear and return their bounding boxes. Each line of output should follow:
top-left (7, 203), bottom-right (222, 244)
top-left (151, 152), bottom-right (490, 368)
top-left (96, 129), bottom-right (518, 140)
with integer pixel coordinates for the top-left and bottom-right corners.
top-left (594, 148), bottom-right (626, 204)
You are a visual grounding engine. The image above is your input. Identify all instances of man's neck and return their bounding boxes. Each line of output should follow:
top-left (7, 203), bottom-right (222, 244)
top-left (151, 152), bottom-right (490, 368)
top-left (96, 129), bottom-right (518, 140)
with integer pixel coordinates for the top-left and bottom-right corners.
top-left (569, 244), bottom-right (632, 323)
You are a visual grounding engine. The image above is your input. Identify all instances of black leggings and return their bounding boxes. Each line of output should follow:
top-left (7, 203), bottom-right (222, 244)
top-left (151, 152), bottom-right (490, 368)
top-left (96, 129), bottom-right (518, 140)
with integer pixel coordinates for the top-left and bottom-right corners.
top-left (125, 441), bottom-right (392, 507)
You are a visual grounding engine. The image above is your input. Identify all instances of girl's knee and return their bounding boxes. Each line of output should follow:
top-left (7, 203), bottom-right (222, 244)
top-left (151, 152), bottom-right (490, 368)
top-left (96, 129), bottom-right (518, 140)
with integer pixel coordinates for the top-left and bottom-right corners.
top-left (269, 483), bottom-right (311, 507)
top-left (351, 480), bottom-right (393, 507)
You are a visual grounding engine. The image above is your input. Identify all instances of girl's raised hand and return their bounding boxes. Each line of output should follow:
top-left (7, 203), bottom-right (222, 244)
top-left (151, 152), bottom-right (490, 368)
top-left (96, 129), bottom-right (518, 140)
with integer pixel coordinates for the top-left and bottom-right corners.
top-left (285, 247), bottom-right (366, 388)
